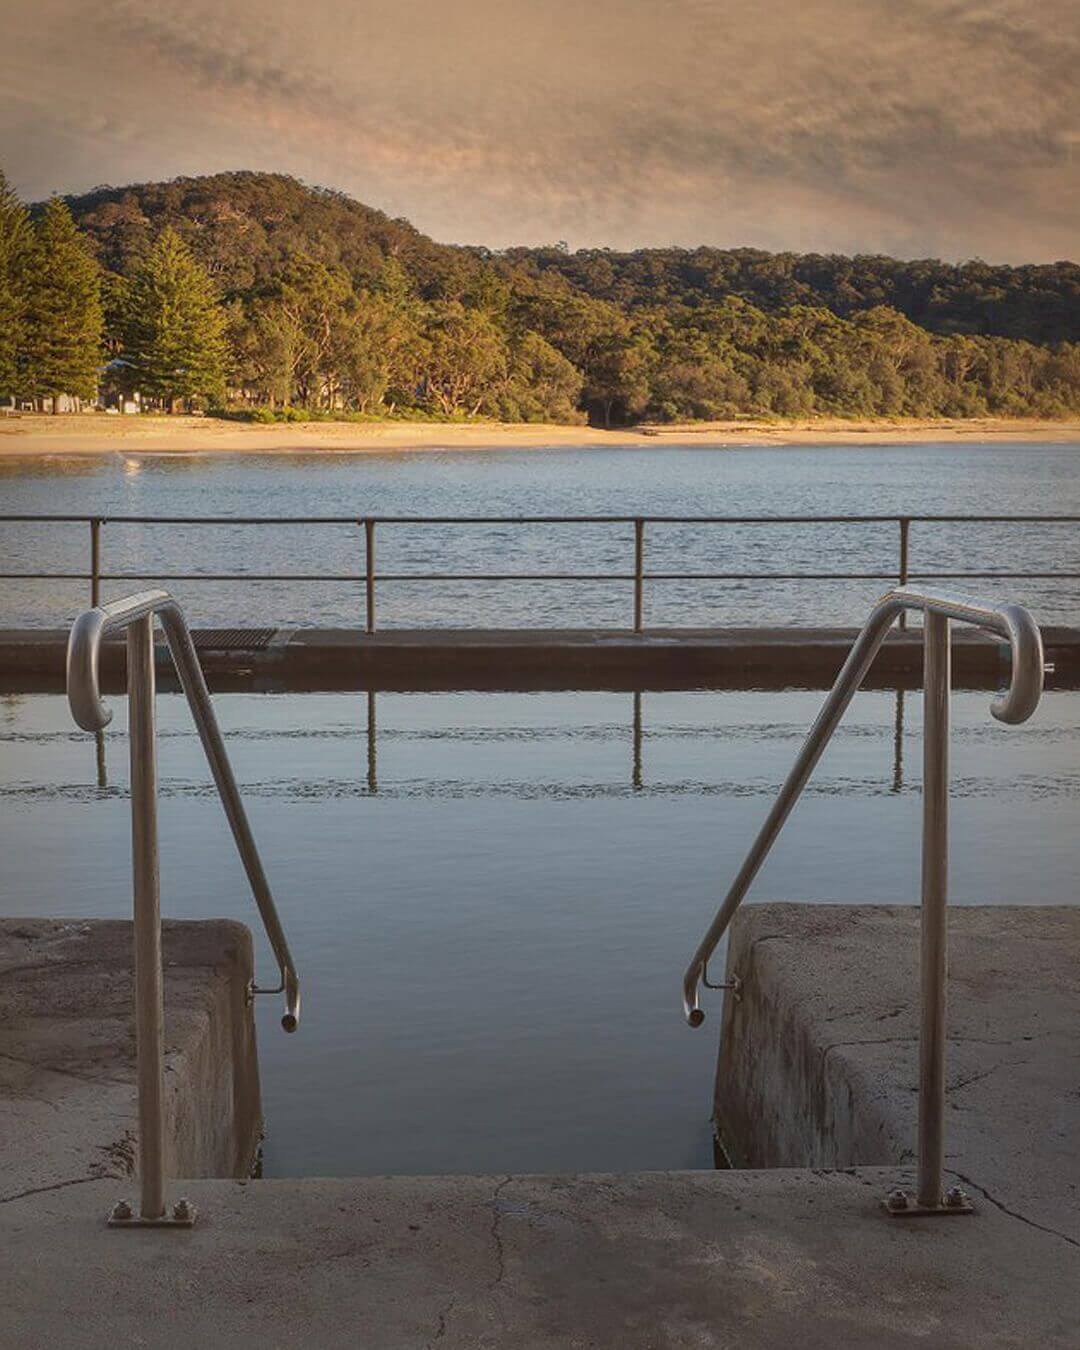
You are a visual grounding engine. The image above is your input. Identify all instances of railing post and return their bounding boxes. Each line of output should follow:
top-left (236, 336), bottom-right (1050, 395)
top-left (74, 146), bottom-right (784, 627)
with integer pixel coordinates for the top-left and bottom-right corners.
top-left (633, 518), bottom-right (645, 633)
top-left (90, 517), bottom-right (101, 608)
top-left (364, 518), bottom-right (376, 634)
top-left (917, 610), bottom-right (949, 1211)
top-left (898, 517), bottom-right (910, 631)
top-left (126, 613), bottom-right (167, 1222)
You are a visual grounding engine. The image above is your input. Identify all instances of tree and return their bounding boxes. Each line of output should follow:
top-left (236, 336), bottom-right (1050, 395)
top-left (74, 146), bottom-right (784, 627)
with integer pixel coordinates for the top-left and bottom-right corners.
top-left (19, 197), bottom-right (103, 410)
top-left (419, 303), bottom-right (509, 416)
top-left (123, 228), bottom-right (227, 408)
top-left (0, 169), bottom-right (33, 400)
top-left (494, 331), bottom-right (585, 422)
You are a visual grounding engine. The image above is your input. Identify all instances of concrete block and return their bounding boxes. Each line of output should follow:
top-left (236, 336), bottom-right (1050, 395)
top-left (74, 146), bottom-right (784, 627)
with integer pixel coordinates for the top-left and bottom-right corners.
top-left (0, 918), bottom-right (261, 1201)
top-left (716, 903), bottom-right (1080, 1242)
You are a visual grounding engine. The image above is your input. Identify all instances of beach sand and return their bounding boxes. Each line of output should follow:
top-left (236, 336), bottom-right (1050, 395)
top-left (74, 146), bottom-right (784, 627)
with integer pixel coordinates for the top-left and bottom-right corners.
top-left (1, 413), bottom-right (1078, 455)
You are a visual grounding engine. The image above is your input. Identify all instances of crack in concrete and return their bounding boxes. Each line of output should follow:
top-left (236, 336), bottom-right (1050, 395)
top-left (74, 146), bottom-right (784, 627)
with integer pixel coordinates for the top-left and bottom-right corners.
top-left (948, 1062), bottom-right (1013, 1093)
top-left (951, 1171), bottom-right (1080, 1251)
top-left (820, 1033), bottom-right (1017, 1063)
top-left (426, 1304), bottom-right (452, 1348)
top-left (0, 1174), bottom-right (102, 1206)
top-left (487, 1175), bottom-right (513, 1291)
top-left (425, 1175), bottom-right (513, 1348)
top-left (0, 1049), bottom-right (131, 1089)
top-left (820, 1035), bottom-right (918, 1061)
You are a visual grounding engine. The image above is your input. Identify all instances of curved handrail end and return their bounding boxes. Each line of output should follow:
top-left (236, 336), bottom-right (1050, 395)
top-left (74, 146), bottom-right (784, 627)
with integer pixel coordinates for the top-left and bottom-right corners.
top-left (66, 606), bottom-right (113, 732)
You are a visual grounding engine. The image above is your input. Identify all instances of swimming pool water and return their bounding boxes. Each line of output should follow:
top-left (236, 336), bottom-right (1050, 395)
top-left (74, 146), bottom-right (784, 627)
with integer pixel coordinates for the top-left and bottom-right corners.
top-left (1, 686), bottom-right (1076, 1175)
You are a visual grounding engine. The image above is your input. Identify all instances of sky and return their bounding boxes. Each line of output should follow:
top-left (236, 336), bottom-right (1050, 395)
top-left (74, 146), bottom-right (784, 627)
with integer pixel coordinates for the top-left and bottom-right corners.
top-left (2, 0), bottom-right (1077, 262)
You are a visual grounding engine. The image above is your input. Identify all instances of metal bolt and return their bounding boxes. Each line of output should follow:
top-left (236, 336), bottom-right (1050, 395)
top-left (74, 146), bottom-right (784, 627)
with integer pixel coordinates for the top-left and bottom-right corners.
top-left (111, 1199), bottom-right (133, 1221)
top-left (173, 1197), bottom-right (194, 1223)
top-left (886, 1189), bottom-right (909, 1212)
top-left (945, 1186), bottom-right (968, 1209)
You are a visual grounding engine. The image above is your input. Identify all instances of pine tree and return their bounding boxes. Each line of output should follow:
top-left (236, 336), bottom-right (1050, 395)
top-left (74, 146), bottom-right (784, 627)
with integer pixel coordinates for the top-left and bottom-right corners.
top-left (20, 198), bottom-right (103, 410)
top-left (0, 170), bottom-right (34, 401)
top-left (123, 228), bottom-right (228, 409)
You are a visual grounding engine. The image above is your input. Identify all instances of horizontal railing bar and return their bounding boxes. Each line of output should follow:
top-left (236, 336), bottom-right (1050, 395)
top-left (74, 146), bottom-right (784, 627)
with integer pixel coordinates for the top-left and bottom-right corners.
top-left (2, 513), bottom-right (1080, 526)
top-left (4, 570), bottom-right (1080, 583)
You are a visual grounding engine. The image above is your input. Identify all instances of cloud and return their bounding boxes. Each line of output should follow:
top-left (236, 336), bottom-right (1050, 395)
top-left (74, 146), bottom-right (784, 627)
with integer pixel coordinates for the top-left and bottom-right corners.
top-left (1, 0), bottom-right (1076, 260)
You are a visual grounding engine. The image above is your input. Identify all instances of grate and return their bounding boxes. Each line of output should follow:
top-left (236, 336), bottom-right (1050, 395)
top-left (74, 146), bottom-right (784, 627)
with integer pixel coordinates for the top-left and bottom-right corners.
top-left (190, 627), bottom-right (277, 652)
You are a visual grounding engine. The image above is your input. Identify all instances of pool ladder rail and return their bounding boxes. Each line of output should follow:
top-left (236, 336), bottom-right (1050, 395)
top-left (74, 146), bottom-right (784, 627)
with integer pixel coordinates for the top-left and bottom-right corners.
top-left (67, 589), bottom-right (300, 1229)
top-left (682, 583), bottom-right (1044, 1218)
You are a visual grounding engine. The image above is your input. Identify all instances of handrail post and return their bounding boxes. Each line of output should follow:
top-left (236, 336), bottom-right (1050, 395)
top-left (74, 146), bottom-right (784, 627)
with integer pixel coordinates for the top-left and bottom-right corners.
top-left (90, 517), bottom-right (101, 607)
top-left (364, 518), bottom-right (376, 634)
top-left (898, 518), bottom-right (910, 631)
top-left (126, 613), bottom-right (167, 1223)
top-left (633, 518), bottom-right (645, 633)
top-left (917, 609), bottom-right (950, 1210)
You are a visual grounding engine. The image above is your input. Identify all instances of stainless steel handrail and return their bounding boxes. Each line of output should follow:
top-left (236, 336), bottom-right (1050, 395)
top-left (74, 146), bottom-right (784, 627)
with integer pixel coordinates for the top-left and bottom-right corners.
top-left (682, 583), bottom-right (1044, 1215)
top-left (67, 589), bottom-right (301, 1225)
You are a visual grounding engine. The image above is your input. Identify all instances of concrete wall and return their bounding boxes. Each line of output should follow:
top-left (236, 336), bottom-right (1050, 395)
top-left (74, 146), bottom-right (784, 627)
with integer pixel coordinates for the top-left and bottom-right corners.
top-left (0, 919), bottom-right (262, 1198)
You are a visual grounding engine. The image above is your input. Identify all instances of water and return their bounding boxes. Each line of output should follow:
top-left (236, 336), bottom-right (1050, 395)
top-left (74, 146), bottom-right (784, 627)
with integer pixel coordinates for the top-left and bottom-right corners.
top-left (2, 685), bottom-right (1076, 1177)
top-left (1, 441), bottom-right (1078, 628)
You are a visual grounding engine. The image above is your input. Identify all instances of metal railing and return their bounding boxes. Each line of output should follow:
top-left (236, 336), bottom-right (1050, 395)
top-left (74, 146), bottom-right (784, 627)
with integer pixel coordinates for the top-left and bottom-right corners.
top-left (682, 583), bottom-right (1044, 1216)
top-left (3, 512), bottom-right (1079, 631)
top-left (66, 589), bottom-right (301, 1228)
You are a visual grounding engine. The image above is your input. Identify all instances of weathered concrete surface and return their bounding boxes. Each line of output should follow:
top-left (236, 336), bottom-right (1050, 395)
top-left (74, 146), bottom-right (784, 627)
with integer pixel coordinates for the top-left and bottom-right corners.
top-left (4, 624), bottom-right (1078, 691)
top-left (716, 904), bottom-right (1080, 1244)
top-left (0, 919), bottom-right (261, 1201)
top-left (1, 1168), bottom-right (1078, 1349)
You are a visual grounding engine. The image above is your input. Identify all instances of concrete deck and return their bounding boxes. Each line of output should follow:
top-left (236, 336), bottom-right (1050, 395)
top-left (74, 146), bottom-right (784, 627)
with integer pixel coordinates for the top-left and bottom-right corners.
top-left (1, 1168), bottom-right (1078, 1349)
top-left (3, 623), bottom-right (1078, 690)
top-left (1, 909), bottom-right (1076, 1346)
top-left (0, 919), bottom-right (261, 1201)
top-left (717, 904), bottom-right (1080, 1245)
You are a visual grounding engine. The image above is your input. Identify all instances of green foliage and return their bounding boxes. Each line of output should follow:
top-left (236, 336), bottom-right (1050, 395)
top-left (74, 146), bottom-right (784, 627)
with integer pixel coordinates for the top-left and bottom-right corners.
top-left (123, 228), bottom-right (228, 406)
top-left (1, 167), bottom-right (1077, 423)
top-left (18, 198), bottom-right (103, 404)
top-left (0, 169), bottom-right (33, 396)
top-left (504, 245), bottom-right (1080, 345)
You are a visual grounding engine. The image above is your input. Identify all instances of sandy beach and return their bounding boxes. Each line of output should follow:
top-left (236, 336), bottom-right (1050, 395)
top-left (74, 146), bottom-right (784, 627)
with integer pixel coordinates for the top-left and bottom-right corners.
top-left (1, 413), bottom-right (1078, 456)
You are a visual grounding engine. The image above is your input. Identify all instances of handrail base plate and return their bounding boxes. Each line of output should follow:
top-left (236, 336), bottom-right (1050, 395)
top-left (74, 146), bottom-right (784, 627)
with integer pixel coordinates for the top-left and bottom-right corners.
top-left (108, 1198), bottom-right (197, 1228)
top-left (883, 1190), bottom-right (974, 1218)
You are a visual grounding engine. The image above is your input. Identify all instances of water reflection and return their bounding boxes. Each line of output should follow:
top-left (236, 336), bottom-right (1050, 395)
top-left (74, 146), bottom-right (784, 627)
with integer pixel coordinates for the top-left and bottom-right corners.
top-left (342, 687), bottom-right (907, 796)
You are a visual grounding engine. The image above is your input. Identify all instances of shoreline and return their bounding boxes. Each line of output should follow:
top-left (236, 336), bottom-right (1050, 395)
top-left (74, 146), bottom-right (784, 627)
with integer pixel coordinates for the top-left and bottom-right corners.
top-left (1, 413), bottom-right (1078, 455)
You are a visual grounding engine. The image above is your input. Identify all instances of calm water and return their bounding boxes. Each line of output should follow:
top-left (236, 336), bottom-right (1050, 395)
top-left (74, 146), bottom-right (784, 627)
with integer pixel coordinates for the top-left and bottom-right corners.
top-left (2, 686), bottom-right (1076, 1177)
top-left (1, 441), bottom-right (1078, 627)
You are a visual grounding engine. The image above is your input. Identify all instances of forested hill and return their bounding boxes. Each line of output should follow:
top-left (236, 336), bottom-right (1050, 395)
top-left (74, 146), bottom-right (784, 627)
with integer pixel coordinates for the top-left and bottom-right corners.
top-left (3, 169), bottom-right (1077, 423)
top-left (64, 173), bottom-right (1078, 344)
top-left (63, 172), bottom-right (488, 299)
top-left (501, 246), bottom-right (1080, 345)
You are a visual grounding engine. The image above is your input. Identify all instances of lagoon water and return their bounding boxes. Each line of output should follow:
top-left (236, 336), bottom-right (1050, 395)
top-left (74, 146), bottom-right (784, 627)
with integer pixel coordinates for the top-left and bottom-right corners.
top-left (1, 440), bottom-right (1078, 627)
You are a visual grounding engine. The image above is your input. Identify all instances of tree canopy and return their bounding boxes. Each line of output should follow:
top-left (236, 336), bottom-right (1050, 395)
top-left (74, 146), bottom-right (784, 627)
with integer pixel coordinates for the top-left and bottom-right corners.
top-left (0, 169), bottom-right (1077, 422)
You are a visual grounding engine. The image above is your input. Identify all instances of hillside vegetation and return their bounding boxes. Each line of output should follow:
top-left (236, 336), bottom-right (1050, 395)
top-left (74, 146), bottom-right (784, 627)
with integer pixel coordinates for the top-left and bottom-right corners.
top-left (2, 169), bottom-right (1078, 424)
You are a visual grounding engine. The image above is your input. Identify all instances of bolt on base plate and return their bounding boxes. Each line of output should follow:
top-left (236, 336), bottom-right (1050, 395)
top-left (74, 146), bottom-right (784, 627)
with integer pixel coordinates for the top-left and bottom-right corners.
top-left (884, 1186), bottom-right (974, 1218)
top-left (108, 1198), bottom-right (197, 1228)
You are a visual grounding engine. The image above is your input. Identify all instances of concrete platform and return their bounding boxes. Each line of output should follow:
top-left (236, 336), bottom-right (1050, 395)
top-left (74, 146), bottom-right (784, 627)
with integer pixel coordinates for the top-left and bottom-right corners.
top-left (1, 1168), bottom-right (1078, 1349)
top-left (0, 919), bottom-right (261, 1202)
top-left (716, 904), bottom-right (1080, 1245)
top-left (3, 623), bottom-right (1078, 691)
